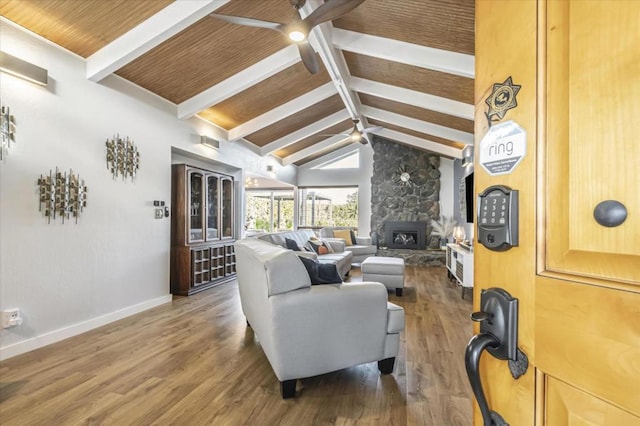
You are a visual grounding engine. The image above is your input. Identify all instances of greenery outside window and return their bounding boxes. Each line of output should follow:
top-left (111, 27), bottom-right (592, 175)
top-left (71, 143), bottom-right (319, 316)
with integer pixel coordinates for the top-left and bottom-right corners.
top-left (298, 187), bottom-right (358, 229)
top-left (245, 190), bottom-right (294, 233)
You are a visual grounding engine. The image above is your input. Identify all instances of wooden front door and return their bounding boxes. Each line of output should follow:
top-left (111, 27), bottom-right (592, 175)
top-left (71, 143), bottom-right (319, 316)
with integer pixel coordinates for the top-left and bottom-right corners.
top-left (473, 1), bottom-right (639, 424)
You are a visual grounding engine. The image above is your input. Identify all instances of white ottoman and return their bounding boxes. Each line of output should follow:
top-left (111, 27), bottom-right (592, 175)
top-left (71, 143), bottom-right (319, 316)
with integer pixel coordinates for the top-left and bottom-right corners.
top-left (361, 256), bottom-right (405, 296)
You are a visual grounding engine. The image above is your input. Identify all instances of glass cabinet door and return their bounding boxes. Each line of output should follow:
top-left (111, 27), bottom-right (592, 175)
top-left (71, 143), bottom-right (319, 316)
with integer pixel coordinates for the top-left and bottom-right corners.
top-left (188, 170), bottom-right (205, 243)
top-left (221, 178), bottom-right (233, 238)
top-left (206, 174), bottom-right (219, 240)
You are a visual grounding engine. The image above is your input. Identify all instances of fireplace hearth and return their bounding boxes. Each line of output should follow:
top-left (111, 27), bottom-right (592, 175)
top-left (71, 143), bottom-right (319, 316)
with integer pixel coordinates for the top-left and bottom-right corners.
top-left (384, 221), bottom-right (427, 250)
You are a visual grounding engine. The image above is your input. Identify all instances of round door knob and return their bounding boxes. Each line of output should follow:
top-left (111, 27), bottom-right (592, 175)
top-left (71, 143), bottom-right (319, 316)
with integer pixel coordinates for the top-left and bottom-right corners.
top-left (593, 200), bottom-right (627, 227)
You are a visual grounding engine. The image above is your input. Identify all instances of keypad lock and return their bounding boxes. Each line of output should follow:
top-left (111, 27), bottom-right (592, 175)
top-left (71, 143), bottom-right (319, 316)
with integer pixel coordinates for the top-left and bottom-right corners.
top-left (477, 185), bottom-right (519, 251)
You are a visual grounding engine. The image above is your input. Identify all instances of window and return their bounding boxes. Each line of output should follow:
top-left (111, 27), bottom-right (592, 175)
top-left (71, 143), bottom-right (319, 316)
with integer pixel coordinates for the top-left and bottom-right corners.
top-left (312, 150), bottom-right (359, 169)
top-left (298, 187), bottom-right (358, 229)
top-left (245, 190), bottom-right (294, 233)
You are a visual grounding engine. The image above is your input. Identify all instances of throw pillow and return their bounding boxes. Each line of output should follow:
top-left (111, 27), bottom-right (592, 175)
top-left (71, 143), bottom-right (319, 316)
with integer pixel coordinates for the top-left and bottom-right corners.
top-left (322, 239), bottom-right (334, 253)
top-left (349, 230), bottom-right (358, 245)
top-left (318, 245), bottom-right (329, 255)
top-left (298, 256), bottom-right (342, 285)
top-left (285, 237), bottom-right (301, 251)
top-left (333, 229), bottom-right (353, 246)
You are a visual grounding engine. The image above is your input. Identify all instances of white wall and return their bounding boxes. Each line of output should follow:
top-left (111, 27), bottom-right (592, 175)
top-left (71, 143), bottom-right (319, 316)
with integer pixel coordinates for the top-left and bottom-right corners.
top-left (0, 21), bottom-right (295, 359)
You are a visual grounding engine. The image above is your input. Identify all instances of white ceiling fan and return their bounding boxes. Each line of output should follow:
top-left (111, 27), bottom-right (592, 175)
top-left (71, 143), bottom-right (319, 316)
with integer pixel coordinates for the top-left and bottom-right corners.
top-left (209, 0), bottom-right (366, 74)
top-left (323, 119), bottom-right (383, 145)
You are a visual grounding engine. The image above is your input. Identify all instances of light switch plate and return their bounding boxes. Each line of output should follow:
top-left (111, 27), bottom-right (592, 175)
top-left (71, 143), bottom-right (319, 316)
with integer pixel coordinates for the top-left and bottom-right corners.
top-left (155, 208), bottom-right (163, 219)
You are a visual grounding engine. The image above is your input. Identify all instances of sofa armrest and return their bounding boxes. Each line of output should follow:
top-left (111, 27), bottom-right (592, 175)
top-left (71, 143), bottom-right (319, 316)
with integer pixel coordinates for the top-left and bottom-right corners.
top-left (322, 238), bottom-right (346, 253)
top-left (356, 236), bottom-right (373, 246)
top-left (268, 282), bottom-right (392, 379)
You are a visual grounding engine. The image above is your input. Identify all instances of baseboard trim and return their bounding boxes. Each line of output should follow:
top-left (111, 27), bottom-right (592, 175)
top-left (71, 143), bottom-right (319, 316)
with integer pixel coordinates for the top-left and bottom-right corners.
top-left (0, 294), bottom-right (173, 361)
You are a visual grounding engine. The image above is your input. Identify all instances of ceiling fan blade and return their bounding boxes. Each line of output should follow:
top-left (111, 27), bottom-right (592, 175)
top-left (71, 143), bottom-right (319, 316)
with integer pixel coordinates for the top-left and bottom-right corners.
top-left (297, 42), bottom-right (320, 74)
top-left (209, 13), bottom-right (283, 31)
top-left (361, 126), bottom-right (383, 134)
top-left (305, 0), bottom-right (366, 28)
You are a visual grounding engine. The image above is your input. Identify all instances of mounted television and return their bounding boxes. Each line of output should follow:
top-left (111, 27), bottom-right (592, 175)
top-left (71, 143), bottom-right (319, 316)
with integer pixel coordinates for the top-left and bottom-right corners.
top-left (465, 172), bottom-right (474, 223)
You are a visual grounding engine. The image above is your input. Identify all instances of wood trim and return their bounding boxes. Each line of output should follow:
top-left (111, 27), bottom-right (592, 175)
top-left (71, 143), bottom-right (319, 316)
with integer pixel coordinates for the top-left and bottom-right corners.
top-left (333, 0), bottom-right (474, 55)
top-left (344, 52), bottom-right (474, 104)
top-left (200, 59), bottom-right (331, 130)
top-left (535, 368), bottom-right (545, 426)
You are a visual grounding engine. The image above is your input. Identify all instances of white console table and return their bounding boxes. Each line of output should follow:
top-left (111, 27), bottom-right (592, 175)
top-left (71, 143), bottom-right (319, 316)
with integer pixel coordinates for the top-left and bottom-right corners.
top-left (446, 243), bottom-right (474, 298)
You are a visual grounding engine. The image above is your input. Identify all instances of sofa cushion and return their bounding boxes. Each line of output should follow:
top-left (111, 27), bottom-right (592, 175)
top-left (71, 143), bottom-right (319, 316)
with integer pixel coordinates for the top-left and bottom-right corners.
top-left (298, 256), bottom-right (342, 285)
top-left (347, 244), bottom-right (378, 257)
top-left (333, 229), bottom-right (353, 246)
top-left (307, 239), bottom-right (333, 254)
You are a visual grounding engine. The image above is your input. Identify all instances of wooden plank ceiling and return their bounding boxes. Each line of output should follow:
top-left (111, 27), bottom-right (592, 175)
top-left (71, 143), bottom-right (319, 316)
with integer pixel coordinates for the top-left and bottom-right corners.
top-left (0, 0), bottom-right (475, 165)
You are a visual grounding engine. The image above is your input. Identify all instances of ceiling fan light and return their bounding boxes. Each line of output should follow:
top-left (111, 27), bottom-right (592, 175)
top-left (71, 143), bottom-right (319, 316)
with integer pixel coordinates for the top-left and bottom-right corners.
top-left (288, 30), bottom-right (306, 42)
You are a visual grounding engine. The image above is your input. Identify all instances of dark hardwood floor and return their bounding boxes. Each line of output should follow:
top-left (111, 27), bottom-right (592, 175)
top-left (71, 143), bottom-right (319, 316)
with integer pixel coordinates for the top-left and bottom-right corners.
top-left (0, 266), bottom-right (474, 425)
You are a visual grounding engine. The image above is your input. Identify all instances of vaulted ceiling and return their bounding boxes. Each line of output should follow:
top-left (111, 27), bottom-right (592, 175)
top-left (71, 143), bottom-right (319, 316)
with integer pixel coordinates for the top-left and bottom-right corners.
top-left (0, 0), bottom-right (475, 166)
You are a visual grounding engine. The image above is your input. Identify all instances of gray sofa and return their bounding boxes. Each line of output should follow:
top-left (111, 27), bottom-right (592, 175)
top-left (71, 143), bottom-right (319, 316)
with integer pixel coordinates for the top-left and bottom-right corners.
top-left (234, 237), bottom-right (405, 398)
top-left (256, 229), bottom-right (353, 277)
top-left (319, 227), bottom-right (377, 264)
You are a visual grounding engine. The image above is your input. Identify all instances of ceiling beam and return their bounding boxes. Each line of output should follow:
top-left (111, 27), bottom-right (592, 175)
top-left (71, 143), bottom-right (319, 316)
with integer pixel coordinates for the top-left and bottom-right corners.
top-left (332, 28), bottom-right (474, 78)
top-left (228, 82), bottom-right (336, 141)
top-left (260, 109), bottom-right (351, 156)
top-left (374, 128), bottom-right (462, 158)
top-left (177, 45), bottom-right (301, 119)
top-left (87, 0), bottom-right (231, 82)
top-left (300, 0), bottom-right (362, 122)
top-left (350, 77), bottom-right (474, 120)
top-left (282, 134), bottom-right (350, 166)
top-left (361, 106), bottom-right (474, 144)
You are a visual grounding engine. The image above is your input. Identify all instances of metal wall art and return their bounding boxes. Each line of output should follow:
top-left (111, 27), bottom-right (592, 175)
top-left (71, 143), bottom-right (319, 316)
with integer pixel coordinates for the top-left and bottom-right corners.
top-left (393, 165), bottom-right (414, 186)
top-left (0, 100), bottom-right (16, 160)
top-left (105, 135), bottom-right (140, 182)
top-left (37, 168), bottom-right (88, 224)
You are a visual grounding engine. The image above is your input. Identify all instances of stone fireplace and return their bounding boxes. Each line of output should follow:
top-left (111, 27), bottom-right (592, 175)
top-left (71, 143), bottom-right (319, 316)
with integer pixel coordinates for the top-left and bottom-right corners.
top-left (370, 135), bottom-right (442, 252)
top-left (384, 221), bottom-right (427, 250)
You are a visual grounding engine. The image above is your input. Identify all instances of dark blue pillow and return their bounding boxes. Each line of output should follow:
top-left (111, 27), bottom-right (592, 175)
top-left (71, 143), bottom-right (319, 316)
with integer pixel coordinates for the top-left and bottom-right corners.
top-left (285, 237), bottom-right (301, 251)
top-left (298, 256), bottom-right (342, 285)
top-left (349, 230), bottom-right (357, 245)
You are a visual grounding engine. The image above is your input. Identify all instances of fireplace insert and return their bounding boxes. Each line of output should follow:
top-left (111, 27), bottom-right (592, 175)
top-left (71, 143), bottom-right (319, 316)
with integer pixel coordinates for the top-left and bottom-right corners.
top-left (384, 221), bottom-right (427, 249)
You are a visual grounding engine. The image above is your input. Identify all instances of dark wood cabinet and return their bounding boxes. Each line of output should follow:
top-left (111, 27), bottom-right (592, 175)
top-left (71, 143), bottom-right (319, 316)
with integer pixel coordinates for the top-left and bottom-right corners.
top-left (171, 164), bottom-right (236, 296)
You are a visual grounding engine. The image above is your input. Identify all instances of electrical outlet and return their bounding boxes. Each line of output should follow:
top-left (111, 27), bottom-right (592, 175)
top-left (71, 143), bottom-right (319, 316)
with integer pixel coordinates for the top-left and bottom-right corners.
top-left (2, 308), bottom-right (23, 328)
top-left (155, 208), bottom-right (164, 219)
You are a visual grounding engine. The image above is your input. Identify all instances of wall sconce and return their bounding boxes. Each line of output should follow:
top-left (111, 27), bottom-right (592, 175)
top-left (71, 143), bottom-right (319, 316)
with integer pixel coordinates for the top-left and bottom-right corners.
top-left (200, 136), bottom-right (219, 150)
top-left (37, 168), bottom-right (88, 224)
top-left (106, 135), bottom-right (140, 182)
top-left (0, 51), bottom-right (48, 86)
top-left (0, 101), bottom-right (16, 161)
top-left (461, 145), bottom-right (474, 167)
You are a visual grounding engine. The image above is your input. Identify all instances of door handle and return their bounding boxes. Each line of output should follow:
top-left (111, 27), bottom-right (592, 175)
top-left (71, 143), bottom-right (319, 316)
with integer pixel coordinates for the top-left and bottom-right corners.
top-left (465, 288), bottom-right (520, 426)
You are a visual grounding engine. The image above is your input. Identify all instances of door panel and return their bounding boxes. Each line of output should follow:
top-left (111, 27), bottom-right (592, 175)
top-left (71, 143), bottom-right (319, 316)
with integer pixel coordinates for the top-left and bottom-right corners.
top-left (536, 276), bottom-right (640, 415)
top-left (545, 0), bottom-right (640, 283)
top-left (475, 0), bottom-right (640, 424)
top-left (546, 377), bottom-right (640, 426)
